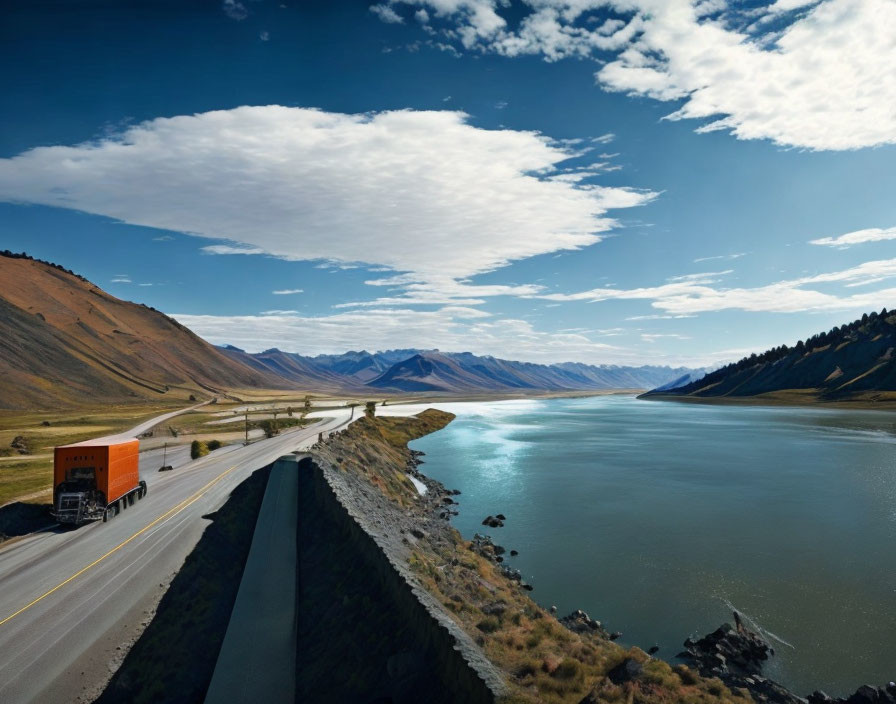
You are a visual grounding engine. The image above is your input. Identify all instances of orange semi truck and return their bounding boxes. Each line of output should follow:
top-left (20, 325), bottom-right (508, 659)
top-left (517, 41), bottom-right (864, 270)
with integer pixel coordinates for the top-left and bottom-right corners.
top-left (52, 438), bottom-right (147, 525)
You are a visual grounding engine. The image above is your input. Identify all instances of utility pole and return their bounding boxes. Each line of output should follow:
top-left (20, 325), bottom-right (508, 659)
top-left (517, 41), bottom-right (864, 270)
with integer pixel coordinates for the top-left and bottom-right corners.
top-left (162, 442), bottom-right (167, 468)
top-left (245, 410), bottom-right (249, 445)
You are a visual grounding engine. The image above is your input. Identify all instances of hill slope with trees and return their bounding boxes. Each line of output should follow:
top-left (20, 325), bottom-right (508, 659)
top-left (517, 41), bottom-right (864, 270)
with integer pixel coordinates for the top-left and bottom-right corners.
top-left (643, 309), bottom-right (896, 404)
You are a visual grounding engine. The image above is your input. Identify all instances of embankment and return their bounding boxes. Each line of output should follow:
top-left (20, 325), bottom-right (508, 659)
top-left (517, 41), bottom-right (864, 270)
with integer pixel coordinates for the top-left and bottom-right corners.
top-left (299, 449), bottom-right (505, 702)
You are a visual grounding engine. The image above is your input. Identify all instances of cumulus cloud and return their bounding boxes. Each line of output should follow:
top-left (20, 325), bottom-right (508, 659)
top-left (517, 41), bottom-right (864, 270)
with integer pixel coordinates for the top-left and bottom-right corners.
top-left (377, 0), bottom-right (896, 150)
top-left (0, 105), bottom-right (654, 300)
top-left (809, 227), bottom-right (896, 249)
top-left (536, 259), bottom-right (896, 313)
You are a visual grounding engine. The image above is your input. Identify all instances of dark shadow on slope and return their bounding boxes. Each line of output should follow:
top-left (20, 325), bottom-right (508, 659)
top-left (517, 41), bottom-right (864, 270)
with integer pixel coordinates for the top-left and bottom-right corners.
top-left (0, 501), bottom-right (55, 541)
top-left (94, 466), bottom-right (271, 704)
top-left (298, 465), bottom-right (465, 704)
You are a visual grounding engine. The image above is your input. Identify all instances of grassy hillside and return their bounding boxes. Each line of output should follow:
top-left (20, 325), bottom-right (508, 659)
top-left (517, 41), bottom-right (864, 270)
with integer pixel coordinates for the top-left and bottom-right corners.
top-left (645, 309), bottom-right (896, 404)
top-left (0, 251), bottom-right (292, 410)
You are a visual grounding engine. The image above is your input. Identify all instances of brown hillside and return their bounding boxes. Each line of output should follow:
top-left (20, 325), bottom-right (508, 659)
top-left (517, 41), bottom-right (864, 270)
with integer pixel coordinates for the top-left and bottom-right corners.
top-left (0, 253), bottom-right (292, 410)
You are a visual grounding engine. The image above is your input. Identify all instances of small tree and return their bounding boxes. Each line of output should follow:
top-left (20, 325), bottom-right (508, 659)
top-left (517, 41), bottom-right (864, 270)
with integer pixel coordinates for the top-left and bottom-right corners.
top-left (365, 401), bottom-right (377, 419)
top-left (190, 440), bottom-right (209, 459)
top-left (259, 419), bottom-right (280, 438)
top-left (303, 395), bottom-right (312, 413)
top-left (286, 406), bottom-right (293, 417)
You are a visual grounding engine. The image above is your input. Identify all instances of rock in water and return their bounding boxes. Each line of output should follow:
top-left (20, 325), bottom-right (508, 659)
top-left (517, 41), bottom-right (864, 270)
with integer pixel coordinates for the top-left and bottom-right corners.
top-left (680, 611), bottom-right (772, 678)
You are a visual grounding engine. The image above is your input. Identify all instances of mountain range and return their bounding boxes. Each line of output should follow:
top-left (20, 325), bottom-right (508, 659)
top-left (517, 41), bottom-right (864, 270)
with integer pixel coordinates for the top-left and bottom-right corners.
top-left (218, 347), bottom-right (705, 395)
top-left (644, 309), bottom-right (896, 402)
top-left (0, 251), bottom-right (704, 409)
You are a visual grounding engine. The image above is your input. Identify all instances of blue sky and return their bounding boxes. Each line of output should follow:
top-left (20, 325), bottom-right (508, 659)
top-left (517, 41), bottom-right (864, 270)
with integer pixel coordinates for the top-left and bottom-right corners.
top-left (1, 0), bottom-right (894, 366)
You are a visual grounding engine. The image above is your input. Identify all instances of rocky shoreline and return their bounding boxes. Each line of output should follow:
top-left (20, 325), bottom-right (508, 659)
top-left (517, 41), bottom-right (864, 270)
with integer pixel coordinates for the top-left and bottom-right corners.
top-left (675, 612), bottom-right (896, 704)
top-left (402, 425), bottom-right (896, 704)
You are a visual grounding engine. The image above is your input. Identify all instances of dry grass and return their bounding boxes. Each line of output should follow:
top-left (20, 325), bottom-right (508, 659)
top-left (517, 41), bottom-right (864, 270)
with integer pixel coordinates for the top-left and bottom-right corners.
top-left (0, 404), bottom-right (181, 505)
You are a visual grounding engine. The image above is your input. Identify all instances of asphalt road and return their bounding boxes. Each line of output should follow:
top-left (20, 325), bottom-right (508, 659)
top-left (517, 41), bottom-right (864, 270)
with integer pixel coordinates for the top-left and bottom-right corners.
top-left (0, 408), bottom-right (353, 704)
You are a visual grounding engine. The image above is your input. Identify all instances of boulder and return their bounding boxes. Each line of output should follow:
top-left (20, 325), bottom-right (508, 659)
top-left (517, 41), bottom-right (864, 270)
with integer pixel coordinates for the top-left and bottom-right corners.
top-left (680, 612), bottom-right (772, 678)
top-left (559, 609), bottom-right (610, 639)
top-left (607, 658), bottom-right (643, 685)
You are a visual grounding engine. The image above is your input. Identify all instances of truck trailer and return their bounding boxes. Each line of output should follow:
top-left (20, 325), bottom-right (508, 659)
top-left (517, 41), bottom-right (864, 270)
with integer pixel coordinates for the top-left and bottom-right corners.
top-left (52, 437), bottom-right (147, 525)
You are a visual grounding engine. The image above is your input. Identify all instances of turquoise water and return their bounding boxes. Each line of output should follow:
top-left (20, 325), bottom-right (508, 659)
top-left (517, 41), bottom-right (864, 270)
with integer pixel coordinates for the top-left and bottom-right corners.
top-left (408, 395), bottom-right (896, 696)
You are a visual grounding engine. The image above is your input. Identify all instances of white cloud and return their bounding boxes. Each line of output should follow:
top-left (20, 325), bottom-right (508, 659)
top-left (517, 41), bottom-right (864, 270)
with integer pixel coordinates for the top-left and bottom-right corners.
top-left (809, 227), bottom-right (896, 249)
top-left (272, 288), bottom-right (304, 295)
top-left (380, 0), bottom-right (896, 150)
top-left (0, 105), bottom-right (655, 301)
top-left (693, 252), bottom-right (745, 263)
top-left (665, 269), bottom-right (733, 283)
top-left (111, 276), bottom-right (131, 283)
top-left (153, 234), bottom-right (174, 241)
top-left (171, 306), bottom-right (649, 364)
top-left (201, 244), bottom-right (266, 256)
top-left (642, 333), bottom-right (691, 342)
top-left (260, 31), bottom-right (270, 41)
top-left (370, 3), bottom-right (405, 23)
top-left (222, 0), bottom-right (248, 21)
top-left (536, 259), bottom-right (896, 313)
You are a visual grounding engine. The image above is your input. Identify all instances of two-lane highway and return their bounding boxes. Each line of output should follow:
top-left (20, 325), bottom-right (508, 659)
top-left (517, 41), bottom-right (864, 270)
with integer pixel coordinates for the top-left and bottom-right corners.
top-left (0, 408), bottom-right (354, 704)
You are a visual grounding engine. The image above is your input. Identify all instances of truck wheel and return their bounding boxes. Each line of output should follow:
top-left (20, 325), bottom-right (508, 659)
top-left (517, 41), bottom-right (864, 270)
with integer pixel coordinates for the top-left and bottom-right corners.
top-left (103, 510), bottom-right (108, 523)
top-left (128, 493), bottom-right (135, 506)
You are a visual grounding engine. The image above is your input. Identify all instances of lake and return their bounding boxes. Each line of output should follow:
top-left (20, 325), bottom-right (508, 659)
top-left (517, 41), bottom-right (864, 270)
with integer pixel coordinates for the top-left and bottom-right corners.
top-left (405, 395), bottom-right (896, 697)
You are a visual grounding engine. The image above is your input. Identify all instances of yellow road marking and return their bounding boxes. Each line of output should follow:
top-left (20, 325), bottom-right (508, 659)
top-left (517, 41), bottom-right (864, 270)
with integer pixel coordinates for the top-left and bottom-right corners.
top-left (0, 464), bottom-right (239, 629)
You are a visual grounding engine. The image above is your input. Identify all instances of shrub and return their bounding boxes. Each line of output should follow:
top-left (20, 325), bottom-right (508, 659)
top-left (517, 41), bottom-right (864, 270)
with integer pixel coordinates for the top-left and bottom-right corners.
top-left (477, 616), bottom-right (501, 633)
top-left (190, 440), bottom-right (209, 459)
top-left (207, 439), bottom-right (222, 451)
top-left (553, 657), bottom-right (582, 681)
top-left (259, 419), bottom-right (279, 438)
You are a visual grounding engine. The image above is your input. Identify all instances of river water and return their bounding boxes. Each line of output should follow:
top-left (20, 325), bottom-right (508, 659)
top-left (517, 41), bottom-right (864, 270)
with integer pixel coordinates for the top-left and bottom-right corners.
top-left (405, 395), bottom-right (896, 696)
